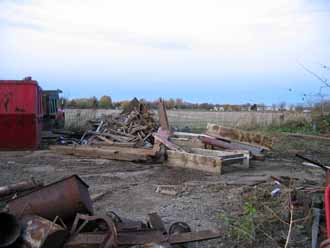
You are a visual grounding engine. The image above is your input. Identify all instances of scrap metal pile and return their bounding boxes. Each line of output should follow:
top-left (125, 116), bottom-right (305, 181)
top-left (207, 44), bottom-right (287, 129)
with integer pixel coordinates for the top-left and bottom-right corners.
top-left (0, 175), bottom-right (222, 248)
top-left (81, 98), bottom-right (158, 148)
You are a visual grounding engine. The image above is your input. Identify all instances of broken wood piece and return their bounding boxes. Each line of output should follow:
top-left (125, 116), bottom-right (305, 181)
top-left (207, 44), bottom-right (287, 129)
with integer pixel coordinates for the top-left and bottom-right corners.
top-left (155, 185), bottom-right (179, 196)
top-left (88, 131), bottom-right (131, 142)
top-left (153, 132), bottom-right (184, 152)
top-left (96, 135), bottom-right (114, 145)
top-left (91, 191), bottom-right (111, 202)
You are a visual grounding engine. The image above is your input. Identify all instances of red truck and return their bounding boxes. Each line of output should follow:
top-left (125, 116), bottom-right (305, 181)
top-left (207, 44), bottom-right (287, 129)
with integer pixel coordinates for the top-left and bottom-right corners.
top-left (0, 78), bottom-right (64, 150)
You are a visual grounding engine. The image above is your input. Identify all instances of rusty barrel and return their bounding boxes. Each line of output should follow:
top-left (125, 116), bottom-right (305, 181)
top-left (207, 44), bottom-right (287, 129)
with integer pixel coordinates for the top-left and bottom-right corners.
top-left (0, 212), bottom-right (21, 247)
top-left (7, 175), bottom-right (93, 222)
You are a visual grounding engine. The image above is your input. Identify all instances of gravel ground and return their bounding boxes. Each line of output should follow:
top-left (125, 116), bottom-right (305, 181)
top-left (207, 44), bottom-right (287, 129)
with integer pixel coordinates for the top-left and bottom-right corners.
top-left (0, 142), bottom-right (325, 247)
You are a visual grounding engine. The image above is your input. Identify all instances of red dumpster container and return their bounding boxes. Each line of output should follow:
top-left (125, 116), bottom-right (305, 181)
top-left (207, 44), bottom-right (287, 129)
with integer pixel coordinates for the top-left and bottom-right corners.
top-left (0, 80), bottom-right (43, 150)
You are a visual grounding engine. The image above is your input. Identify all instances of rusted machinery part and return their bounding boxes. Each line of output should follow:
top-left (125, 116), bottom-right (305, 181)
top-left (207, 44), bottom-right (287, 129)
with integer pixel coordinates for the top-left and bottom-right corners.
top-left (0, 212), bottom-right (21, 247)
top-left (168, 222), bottom-right (191, 248)
top-left (106, 211), bottom-right (122, 224)
top-left (321, 239), bottom-right (330, 248)
top-left (168, 222), bottom-right (191, 235)
top-left (70, 214), bottom-right (118, 248)
top-left (20, 215), bottom-right (68, 248)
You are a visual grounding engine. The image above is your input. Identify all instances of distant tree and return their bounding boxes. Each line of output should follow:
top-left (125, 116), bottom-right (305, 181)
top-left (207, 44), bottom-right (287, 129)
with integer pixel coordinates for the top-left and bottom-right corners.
top-left (120, 100), bottom-right (130, 109)
top-left (166, 98), bottom-right (176, 109)
top-left (91, 96), bottom-right (98, 108)
top-left (175, 98), bottom-right (184, 108)
top-left (99, 95), bottom-right (112, 108)
top-left (223, 104), bottom-right (231, 111)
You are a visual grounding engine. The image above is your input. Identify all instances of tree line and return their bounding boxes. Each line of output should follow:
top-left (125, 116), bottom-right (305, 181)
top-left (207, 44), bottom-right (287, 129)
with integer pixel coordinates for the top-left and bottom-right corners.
top-left (60, 96), bottom-right (326, 112)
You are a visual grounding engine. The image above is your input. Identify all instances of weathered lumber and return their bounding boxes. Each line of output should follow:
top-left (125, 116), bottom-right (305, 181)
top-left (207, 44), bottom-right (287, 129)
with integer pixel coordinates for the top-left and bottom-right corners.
top-left (206, 123), bottom-right (273, 149)
top-left (88, 131), bottom-right (131, 142)
top-left (49, 145), bottom-right (157, 162)
top-left (167, 150), bottom-right (222, 173)
top-left (166, 148), bottom-right (248, 174)
top-left (191, 148), bottom-right (249, 168)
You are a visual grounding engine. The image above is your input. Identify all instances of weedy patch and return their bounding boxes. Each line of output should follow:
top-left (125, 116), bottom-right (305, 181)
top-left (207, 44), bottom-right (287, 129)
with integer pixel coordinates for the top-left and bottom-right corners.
top-left (218, 182), bottom-right (312, 247)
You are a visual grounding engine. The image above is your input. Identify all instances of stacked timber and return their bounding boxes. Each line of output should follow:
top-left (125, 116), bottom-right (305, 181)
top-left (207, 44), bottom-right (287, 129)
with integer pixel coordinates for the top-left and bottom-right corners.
top-left (81, 98), bottom-right (158, 148)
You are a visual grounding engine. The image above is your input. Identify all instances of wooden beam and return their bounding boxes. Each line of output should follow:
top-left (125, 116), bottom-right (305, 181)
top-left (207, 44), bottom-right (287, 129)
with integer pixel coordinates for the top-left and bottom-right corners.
top-left (49, 145), bottom-right (157, 162)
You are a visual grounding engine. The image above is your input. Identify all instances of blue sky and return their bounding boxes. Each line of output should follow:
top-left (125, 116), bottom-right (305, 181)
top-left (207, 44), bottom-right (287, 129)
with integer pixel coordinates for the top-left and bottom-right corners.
top-left (0, 0), bottom-right (329, 105)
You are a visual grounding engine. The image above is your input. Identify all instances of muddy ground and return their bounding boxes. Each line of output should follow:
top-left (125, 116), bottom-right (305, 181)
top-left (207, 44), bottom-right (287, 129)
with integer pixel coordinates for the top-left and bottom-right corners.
top-left (0, 134), bottom-right (329, 247)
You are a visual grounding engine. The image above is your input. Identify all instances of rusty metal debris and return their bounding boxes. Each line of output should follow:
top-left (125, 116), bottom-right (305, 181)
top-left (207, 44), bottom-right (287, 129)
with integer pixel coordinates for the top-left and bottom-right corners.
top-left (0, 178), bottom-right (43, 199)
top-left (7, 175), bottom-right (93, 221)
top-left (0, 175), bottom-right (223, 248)
top-left (20, 215), bottom-right (68, 248)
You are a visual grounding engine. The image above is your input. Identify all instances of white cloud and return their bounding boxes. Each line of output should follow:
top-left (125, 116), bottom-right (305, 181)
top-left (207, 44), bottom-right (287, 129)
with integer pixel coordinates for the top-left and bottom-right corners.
top-left (0, 0), bottom-right (329, 96)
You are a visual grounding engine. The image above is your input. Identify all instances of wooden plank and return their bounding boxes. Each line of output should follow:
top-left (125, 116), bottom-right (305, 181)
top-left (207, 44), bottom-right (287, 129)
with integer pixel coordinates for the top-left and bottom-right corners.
top-left (206, 123), bottom-right (273, 149)
top-left (191, 148), bottom-right (249, 168)
top-left (167, 150), bottom-right (223, 174)
top-left (49, 145), bottom-right (156, 162)
top-left (153, 133), bottom-right (184, 152)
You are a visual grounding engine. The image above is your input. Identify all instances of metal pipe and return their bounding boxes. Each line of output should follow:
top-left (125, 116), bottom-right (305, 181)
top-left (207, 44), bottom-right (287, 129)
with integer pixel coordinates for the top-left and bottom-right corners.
top-left (0, 212), bottom-right (21, 247)
top-left (0, 179), bottom-right (43, 198)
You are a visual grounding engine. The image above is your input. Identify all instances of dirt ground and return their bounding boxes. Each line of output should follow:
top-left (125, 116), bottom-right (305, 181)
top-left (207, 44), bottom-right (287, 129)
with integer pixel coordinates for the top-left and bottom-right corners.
top-left (0, 134), bottom-right (329, 247)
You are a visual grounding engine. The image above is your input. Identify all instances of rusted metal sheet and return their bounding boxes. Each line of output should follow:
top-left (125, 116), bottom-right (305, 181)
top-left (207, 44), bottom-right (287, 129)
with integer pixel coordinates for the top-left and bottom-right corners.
top-left (158, 99), bottom-right (170, 132)
top-left (7, 175), bottom-right (93, 221)
top-left (20, 215), bottom-right (68, 248)
top-left (0, 212), bottom-right (21, 247)
top-left (0, 179), bottom-right (43, 198)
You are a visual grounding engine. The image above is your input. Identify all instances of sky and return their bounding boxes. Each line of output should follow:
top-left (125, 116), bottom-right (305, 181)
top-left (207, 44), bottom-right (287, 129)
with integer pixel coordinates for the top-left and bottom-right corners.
top-left (0, 0), bottom-right (330, 105)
